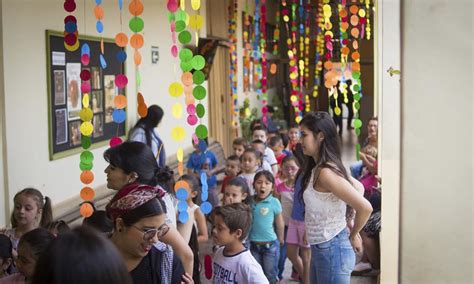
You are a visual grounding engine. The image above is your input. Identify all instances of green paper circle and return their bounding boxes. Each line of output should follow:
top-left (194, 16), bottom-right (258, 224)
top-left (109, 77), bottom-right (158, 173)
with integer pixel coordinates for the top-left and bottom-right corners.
top-left (354, 93), bottom-right (361, 101)
top-left (175, 10), bottom-right (187, 21)
top-left (179, 48), bottom-right (193, 62)
top-left (136, 70), bottom-right (141, 86)
top-left (180, 61), bottom-right (193, 72)
top-left (178, 31), bottom-right (192, 44)
top-left (354, 119), bottom-right (363, 129)
top-left (80, 161), bottom-right (93, 171)
top-left (129, 17), bottom-right (144, 33)
top-left (355, 128), bottom-right (361, 136)
top-left (80, 151), bottom-right (94, 164)
top-left (352, 71), bottom-right (361, 79)
top-left (342, 32), bottom-right (348, 39)
top-left (192, 70), bottom-right (205, 85)
top-left (81, 136), bottom-right (91, 149)
top-left (191, 55), bottom-right (205, 70)
top-left (354, 102), bottom-right (361, 110)
top-left (175, 20), bottom-right (186, 32)
top-left (355, 143), bottom-right (361, 159)
top-left (255, 81), bottom-right (261, 88)
top-left (167, 12), bottom-right (175, 23)
top-left (193, 86), bottom-right (206, 100)
top-left (195, 124), bottom-right (208, 139)
top-left (196, 103), bottom-right (205, 118)
top-left (353, 84), bottom-right (361, 92)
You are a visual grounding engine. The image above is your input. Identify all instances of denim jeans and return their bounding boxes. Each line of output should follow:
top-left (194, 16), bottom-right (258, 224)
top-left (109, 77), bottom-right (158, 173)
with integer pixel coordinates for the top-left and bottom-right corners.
top-left (250, 240), bottom-right (280, 284)
top-left (310, 229), bottom-right (355, 284)
top-left (277, 226), bottom-right (288, 280)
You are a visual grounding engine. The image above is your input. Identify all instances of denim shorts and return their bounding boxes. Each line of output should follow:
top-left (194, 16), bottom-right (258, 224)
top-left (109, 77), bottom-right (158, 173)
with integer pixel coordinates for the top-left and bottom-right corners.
top-left (310, 228), bottom-right (355, 284)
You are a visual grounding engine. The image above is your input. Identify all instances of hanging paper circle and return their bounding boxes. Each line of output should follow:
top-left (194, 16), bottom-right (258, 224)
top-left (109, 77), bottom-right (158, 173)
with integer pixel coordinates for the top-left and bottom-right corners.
top-left (270, 63), bottom-right (277, 74)
top-left (201, 191), bottom-right (208, 201)
top-left (193, 86), bottom-right (206, 100)
top-left (354, 102), bottom-right (361, 110)
top-left (81, 136), bottom-right (91, 149)
top-left (94, 5), bottom-right (104, 19)
top-left (172, 103), bottom-right (183, 118)
top-left (186, 104), bottom-right (196, 115)
top-left (196, 103), bottom-right (205, 118)
top-left (115, 33), bottom-right (128, 47)
top-left (167, 0), bottom-right (178, 12)
top-left (115, 74), bottom-right (128, 88)
top-left (64, 33), bottom-right (77, 45)
top-left (185, 94), bottom-right (195, 105)
top-left (191, 0), bottom-right (201, 10)
top-left (112, 109), bottom-right (126, 123)
top-left (79, 108), bottom-right (93, 122)
top-left (64, 22), bottom-right (77, 33)
top-left (175, 20), bottom-right (186, 32)
top-left (177, 147), bottom-right (184, 162)
top-left (130, 34), bottom-right (144, 49)
top-left (171, 45), bottom-right (178, 57)
top-left (355, 128), bottom-right (361, 136)
top-left (334, 107), bottom-right (342, 116)
top-left (177, 200), bottom-right (188, 212)
top-left (96, 20), bottom-right (104, 33)
top-left (109, 136), bottom-right (123, 147)
top-left (95, 0), bottom-right (102, 4)
top-left (80, 162), bottom-right (93, 171)
top-left (114, 95), bottom-right (127, 109)
top-left (189, 15), bottom-right (203, 29)
top-left (80, 203), bottom-right (94, 218)
top-left (176, 188), bottom-right (189, 200)
top-left (200, 201), bottom-right (212, 214)
top-left (138, 103), bottom-right (148, 117)
top-left (195, 124), bottom-right (208, 139)
top-left (191, 55), bottom-right (205, 70)
top-left (80, 69), bottom-right (91, 81)
top-left (179, 48), bottom-right (193, 61)
top-left (64, 15), bottom-right (77, 24)
top-left (181, 72), bottom-right (193, 86)
top-left (116, 50), bottom-right (127, 62)
top-left (187, 115), bottom-right (198, 125)
top-left (129, 0), bottom-right (144, 15)
top-left (99, 54), bottom-right (107, 69)
top-left (178, 31), bottom-right (192, 44)
top-left (80, 187), bottom-right (95, 201)
top-left (81, 54), bottom-right (90, 66)
top-left (175, 10), bottom-right (187, 21)
top-left (80, 170), bottom-right (94, 184)
top-left (80, 122), bottom-right (94, 136)
top-left (129, 17), bottom-right (144, 33)
top-left (134, 50), bottom-right (142, 66)
top-left (198, 139), bottom-right (207, 152)
top-left (354, 119), bottom-right (363, 129)
top-left (180, 61), bottom-right (193, 72)
top-left (178, 211), bottom-right (189, 223)
top-left (171, 126), bottom-right (186, 142)
top-left (64, 40), bottom-right (80, 52)
top-left (200, 171), bottom-right (208, 186)
top-left (168, 82), bottom-right (184, 97)
top-left (81, 81), bottom-right (91, 93)
top-left (174, 180), bottom-right (190, 192)
top-left (192, 71), bottom-right (205, 85)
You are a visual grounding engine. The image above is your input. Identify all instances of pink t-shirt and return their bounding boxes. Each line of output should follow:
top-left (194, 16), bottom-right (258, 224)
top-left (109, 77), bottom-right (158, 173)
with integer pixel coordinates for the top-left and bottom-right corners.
top-left (0, 273), bottom-right (26, 284)
top-left (276, 182), bottom-right (294, 225)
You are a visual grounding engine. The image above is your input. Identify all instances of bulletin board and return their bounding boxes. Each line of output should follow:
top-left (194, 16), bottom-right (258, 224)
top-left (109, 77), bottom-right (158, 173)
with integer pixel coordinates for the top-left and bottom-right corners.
top-left (46, 30), bottom-right (127, 160)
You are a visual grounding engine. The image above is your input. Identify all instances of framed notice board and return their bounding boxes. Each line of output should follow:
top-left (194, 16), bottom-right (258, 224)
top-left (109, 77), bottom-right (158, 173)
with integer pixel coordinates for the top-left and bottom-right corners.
top-left (46, 30), bottom-right (127, 160)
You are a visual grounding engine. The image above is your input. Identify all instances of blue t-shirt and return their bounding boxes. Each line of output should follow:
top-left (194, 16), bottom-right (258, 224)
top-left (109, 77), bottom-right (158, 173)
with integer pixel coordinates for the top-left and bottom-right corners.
top-left (186, 150), bottom-right (218, 187)
top-left (291, 175), bottom-right (305, 221)
top-left (249, 195), bottom-right (282, 242)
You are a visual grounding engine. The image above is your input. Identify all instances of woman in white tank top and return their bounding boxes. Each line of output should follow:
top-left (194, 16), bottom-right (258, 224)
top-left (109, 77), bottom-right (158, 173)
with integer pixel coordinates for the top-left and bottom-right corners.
top-left (298, 112), bottom-right (372, 284)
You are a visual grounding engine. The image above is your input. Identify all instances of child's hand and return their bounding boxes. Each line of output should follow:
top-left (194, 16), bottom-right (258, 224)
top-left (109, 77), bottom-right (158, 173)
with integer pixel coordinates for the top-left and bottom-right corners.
top-left (181, 272), bottom-right (194, 283)
top-left (279, 237), bottom-right (285, 245)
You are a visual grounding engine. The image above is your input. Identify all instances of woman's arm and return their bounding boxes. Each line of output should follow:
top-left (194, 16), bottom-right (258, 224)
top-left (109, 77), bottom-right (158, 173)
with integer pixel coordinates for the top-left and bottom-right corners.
top-left (160, 226), bottom-right (194, 275)
top-left (194, 209), bottom-right (209, 243)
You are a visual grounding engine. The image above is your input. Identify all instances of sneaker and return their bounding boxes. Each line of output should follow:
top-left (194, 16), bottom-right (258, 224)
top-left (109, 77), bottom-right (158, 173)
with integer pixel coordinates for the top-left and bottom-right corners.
top-left (352, 261), bottom-right (372, 275)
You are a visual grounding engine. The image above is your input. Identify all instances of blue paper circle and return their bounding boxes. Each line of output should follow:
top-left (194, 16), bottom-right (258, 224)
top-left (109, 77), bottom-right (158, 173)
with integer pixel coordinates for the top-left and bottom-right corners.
top-left (65, 22), bottom-right (77, 33)
top-left (112, 109), bottom-right (126, 123)
top-left (200, 202), bottom-right (212, 215)
top-left (95, 0), bottom-right (102, 4)
top-left (81, 43), bottom-right (90, 56)
top-left (118, 0), bottom-right (123, 10)
top-left (200, 172), bottom-right (207, 185)
top-left (116, 50), bottom-right (127, 63)
top-left (178, 212), bottom-right (189, 223)
top-left (99, 54), bottom-right (107, 69)
top-left (176, 188), bottom-right (189, 200)
top-left (96, 20), bottom-right (104, 33)
top-left (201, 192), bottom-right (208, 201)
top-left (198, 140), bottom-right (207, 152)
top-left (177, 200), bottom-right (188, 212)
top-left (201, 182), bottom-right (208, 193)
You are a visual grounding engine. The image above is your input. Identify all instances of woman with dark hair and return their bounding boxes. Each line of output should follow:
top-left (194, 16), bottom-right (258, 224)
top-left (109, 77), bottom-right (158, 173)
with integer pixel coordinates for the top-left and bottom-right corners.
top-left (299, 111), bottom-right (372, 283)
top-left (129, 105), bottom-right (166, 167)
top-left (103, 142), bottom-right (194, 275)
top-left (107, 184), bottom-right (193, 284)
top-left (32, 226), bottom-right (131, 284)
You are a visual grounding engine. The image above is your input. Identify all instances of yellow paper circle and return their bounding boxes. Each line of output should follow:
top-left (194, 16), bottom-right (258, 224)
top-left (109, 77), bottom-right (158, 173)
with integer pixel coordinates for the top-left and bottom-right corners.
top-left (171, 126), bottom-right (186, 142)
top-left (189, 15), bottom-right (203, 29)
top-left (334, 106), bottom-right (342, 116)
top-left (82, 94), bottom-right (89, 108)
top-left (358, 9), bottom-right (366, 17)
top-left (244, 108), bottom-right (251, 117)
top-left (191, 0), bottom-right (201, 10)
top-left (169, 82), bottom-right (184, 97)
top-left (177, 147), bottom-right (184, 162)
top-left (295, 116), bottom-right (302, 124)
top-left (80, 121), bottom-right (94, 136)
top-left (79, 108), bottom-right (93, 122)
top-left (172, 103), bottom-right (183, 118)
top-left (64, 40), bottom-right (80, 52)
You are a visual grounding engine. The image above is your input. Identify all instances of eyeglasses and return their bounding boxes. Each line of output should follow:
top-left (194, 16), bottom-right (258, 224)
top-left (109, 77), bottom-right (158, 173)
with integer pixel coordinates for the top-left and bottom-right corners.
top-left (132, 223), bottom-right (170, 242)
top-left (283, 166), bottom-right (299, 172)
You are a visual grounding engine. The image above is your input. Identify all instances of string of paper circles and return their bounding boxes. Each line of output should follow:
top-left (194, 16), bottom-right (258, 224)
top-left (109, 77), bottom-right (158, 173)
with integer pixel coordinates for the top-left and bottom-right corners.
top-left (64, 0), bottom-right (79, 52)
top-left (229, 0), bottom-right (239, 128)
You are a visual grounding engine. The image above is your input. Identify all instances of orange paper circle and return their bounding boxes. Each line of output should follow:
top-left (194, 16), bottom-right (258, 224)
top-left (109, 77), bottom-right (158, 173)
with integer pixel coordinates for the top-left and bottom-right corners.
top-left (352, 41), bottom-right (359, 50)
top-left (115, 33), bottom-right (128, 47)
top-left (324, 61), bottom-right (333, 70)
top-left (80, 203), bottom-right (94, 218)
top-left (181, 72), bottom-right (193, 86)
top-left (80, 187), bottom-right (95, 201)
top-left (174, 180), bottom-right (190, 192)
top-left (94, 6), bottom-right (104, 20)
top-left (177, 162), bottom-right (184, 176)
top-left (350, 15), bottom-right (359, 26)
top-left (185, 94), bottom-right (195, 105)
top-left (341, 22), bottom-right (349, 31)
top-left (80, 170), bottom-right (94, 184)
top-left (341, 47), bottom-right (350, 56)
top-left (114, 95), bottom-right (127, 109)
top-left (350, 5), bottom-right (359, 14)
top-left (351, 28), bottom-right (360, 38)
top-left (134, 50), bottom-right (142, 65)
top-left (138, 103), bottom-right (148, 117)
top-left (352, 62), bottom-right (361, 71)
top-left (130, 34), bottom-right (144, 49)
top-left (137, 92), bottom-right (145, 104)
top-left (270, 63), bottom-right (277, 74)
top-left (101, 39), bottom-right (104, 54)
top-left (129, 0), bottom-right (144, 16)
top-left (351, 51), bottom-right (360, 61)
top-left (339, 9), bottom-right (348, 18)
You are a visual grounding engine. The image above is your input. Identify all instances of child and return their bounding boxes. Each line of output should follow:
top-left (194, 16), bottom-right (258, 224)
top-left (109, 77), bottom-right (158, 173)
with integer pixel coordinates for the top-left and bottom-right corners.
top-left (0, 188), bottom-right (53, 255)
top-left (279, 133), bottom-right (292, 157)
top-left (250, 140), bottom-right (272, 173)
top-left (0, 235), bottom-right (12, 279)
top-left (212, 203), bottom-right (269, 283)
top-left (268, 135), bottom-right (287, 166)
top-left (186, 138), bottom-right (220, 208)
top-left (274, 156), bottom-right (299, 282)
top-left (0, 228), bottom-right (55, 284)
top-left (287, 123), bottom-right (300, 151)
top-left (358, 145), bottom-right (378, 199)
top-left (223, 177), bottom-right (251, 205)
top-left (220, 155), bottom-right (241, 195)
top-left (238, 149), bottom-right (261, 196)
top-left (251, 125), bottom-right (278, 176)
top-left (177, 175), bottom-right (209, 284)
top-left (232, 138), bottom-right (248, 158)
top-left (249, 171), bottom-right (284, 284)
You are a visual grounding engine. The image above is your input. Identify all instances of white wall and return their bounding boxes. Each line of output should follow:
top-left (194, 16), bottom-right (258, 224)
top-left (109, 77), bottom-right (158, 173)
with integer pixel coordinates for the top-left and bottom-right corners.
top-left (401, 0), bottom-right (472, 282)
top-left (1, 0), bottom-right (207, 226)
top-left (0, 0), bottom-right (8, 225)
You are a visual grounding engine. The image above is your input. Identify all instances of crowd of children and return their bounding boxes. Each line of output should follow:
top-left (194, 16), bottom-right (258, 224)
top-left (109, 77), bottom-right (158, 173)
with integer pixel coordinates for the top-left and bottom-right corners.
top-left (0, 111), bottom-right (378, 284)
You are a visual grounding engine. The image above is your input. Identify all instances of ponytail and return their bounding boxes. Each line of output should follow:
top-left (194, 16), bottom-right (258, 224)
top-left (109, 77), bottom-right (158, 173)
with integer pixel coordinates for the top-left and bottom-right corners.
top-left (40, 196), bottom-right (53, 228)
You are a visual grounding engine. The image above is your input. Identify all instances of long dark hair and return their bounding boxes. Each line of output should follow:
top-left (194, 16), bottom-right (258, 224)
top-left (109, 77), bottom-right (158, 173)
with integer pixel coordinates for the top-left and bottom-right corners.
top-left (18, 228), bottom-right (55, 260)
top-left (299, 112), bottom-right (351, 200)
top-left (32, 226), bottom-right (132, 284)
top-left (104, 141), bottom-right (161, 186)
top-left (11, 188), bottom-right (53, 228)
top-left (129, 105), bottom-right (164, 147)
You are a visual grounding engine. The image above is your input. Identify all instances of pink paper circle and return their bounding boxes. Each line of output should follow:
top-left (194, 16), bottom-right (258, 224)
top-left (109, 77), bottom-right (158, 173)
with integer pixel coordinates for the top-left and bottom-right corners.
top-left (171, 33), bottom-right (176, 44)
top-left (109, 137), bottom-right (123, 147)
top-left (261, 106), bottom-right (268, 114)
top-left (115, 74), bottom-right (128, 88)
top-left (171, 45), bottom-right (178, 57)
top-left (64, 1), bottom-right (76, 12)
top-left (170, 22), bottom-right (176, 32)
top-left (192, 133), bottom-right (199, 145)
top-left (187, 115), bottom-right (198, 125)
top-left (64, 15), bottom-right (77, 24)
top-left (167, 0), bottom-right (178, 12)
top-left (81, 54), bottom-right (90, 65)
top-left (64, 33), bottom-right (77, 45)
top-left (81, 81), bottom-right (91, 93)
top-left (186, 104), bottom-right (196, 115)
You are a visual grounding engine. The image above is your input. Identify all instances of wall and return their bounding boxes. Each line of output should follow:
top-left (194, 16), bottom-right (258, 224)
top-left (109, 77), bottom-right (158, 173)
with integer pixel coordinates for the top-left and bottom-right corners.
top-left (400, 0), bottom-right (472, 282)
top-left (0, 0), bottom-right (8, 225)
top-left (0, 0), bottom-right (207, 226)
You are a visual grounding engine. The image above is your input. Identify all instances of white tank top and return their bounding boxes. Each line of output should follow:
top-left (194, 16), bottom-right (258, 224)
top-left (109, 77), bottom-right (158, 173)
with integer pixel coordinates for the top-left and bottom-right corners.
top-left (303, 169), bottom-right (347, 244)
